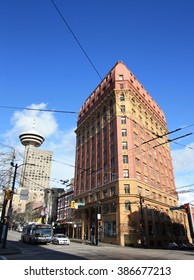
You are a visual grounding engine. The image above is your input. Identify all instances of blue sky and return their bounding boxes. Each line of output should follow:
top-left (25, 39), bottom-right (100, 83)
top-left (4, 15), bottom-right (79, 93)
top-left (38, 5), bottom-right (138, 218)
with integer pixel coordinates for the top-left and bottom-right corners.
top-left (1, 0), bottom-right (194, 204)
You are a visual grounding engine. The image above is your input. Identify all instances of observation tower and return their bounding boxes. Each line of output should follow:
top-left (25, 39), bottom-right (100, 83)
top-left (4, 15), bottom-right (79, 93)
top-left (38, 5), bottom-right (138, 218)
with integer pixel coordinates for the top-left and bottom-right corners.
top-left (19, 129), bottom-right (45, 148)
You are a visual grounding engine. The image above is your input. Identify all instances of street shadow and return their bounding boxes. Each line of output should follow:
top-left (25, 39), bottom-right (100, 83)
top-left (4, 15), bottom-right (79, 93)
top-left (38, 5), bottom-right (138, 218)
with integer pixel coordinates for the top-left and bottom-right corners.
top-left (1, 239), bottom-right (88, 260)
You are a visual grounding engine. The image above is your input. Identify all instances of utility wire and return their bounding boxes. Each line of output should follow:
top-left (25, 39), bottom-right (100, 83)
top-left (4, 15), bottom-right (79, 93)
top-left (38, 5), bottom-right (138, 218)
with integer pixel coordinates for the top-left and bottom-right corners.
top-left (142, 128), bottom-right (182, 145)
top-left (176, 184), bottom-right (194, 190)
top-left (50, 0), bottom-right (103, 81)
top-left (172, 141), bottom-right (193, 150)
top-left (0, 105), bottom-right (77, 114)
top-left (153, 133), bottom-right (192, 148)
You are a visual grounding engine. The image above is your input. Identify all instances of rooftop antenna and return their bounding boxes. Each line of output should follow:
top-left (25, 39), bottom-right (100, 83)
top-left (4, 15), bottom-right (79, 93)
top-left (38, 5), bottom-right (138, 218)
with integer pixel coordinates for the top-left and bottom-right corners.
top-left (32, 118), bottom-right (36, 130)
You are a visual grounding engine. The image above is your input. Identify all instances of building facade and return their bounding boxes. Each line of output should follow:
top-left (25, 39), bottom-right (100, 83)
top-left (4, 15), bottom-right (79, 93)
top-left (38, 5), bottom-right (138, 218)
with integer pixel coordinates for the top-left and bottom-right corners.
top-left (56, 184), bottom-right (75, 237)
top-left (73, 61), bottom-right (191, 247)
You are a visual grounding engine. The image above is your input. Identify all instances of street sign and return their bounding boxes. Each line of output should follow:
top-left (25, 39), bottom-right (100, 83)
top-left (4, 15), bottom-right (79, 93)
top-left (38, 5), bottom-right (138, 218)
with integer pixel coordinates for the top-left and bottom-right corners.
top-left (170, 205), bottom-right (184, 211)
top-left (77, 202), bottom-right (85, 206)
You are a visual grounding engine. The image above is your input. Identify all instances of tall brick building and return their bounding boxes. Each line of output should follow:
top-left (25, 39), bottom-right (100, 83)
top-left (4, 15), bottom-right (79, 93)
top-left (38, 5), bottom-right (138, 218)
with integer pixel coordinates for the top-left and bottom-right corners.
top-left (73, 61), bottom-right (190, 247)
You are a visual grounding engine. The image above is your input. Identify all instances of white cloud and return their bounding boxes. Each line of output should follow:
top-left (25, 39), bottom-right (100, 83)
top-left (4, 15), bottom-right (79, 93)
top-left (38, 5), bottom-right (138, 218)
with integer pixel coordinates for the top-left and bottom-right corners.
top-left (9, 103), bottom-right (58, 138)
top-left (171, 144), bottom-right (194, 204)
top-left (1, 103), bottom-right (76, 186)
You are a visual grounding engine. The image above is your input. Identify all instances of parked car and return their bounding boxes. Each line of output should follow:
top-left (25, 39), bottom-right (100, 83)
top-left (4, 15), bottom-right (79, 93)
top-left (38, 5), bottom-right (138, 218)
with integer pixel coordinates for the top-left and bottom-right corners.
top-left (180, 243), bottom-right (188, 249)
top-left (52, 234), bottom-right (70, 245)
top-left (167, 242), bottom-right (179, 249)
top-left (17, 225), bottom-right (23, 232)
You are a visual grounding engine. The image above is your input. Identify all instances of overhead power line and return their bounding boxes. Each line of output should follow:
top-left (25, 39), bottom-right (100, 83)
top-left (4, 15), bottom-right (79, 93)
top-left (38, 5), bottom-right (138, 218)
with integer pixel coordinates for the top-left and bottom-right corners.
top-left (50, 0), bottom-right (103, 81)
top-left (153, 133), bottom-right (192, 148)
top-left (143, 128), bottom-right (182, 145)
top-left (0, 105), bottom-right (77, 114)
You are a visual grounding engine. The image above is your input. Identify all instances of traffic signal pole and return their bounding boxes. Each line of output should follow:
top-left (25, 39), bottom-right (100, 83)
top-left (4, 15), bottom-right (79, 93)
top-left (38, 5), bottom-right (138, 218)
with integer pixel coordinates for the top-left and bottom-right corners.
top-left (139, 194), bottom-right (146, 247)
top-left (95, 203), bottom-right (101, 246)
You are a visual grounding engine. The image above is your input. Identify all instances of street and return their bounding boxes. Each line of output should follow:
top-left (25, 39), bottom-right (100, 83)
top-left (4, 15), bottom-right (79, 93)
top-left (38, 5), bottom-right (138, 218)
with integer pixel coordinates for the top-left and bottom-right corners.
top-left (1, 230), bottom-right (194, 260)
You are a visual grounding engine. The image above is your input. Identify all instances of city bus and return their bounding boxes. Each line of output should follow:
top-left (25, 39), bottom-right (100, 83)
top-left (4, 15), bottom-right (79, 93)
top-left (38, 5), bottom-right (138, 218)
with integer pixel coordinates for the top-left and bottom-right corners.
top-left (21, 222), bottom-right (52, 244)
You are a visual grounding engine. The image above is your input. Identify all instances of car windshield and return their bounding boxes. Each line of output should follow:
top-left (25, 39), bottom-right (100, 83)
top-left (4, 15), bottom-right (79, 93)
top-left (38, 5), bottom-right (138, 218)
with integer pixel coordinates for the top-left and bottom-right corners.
top-left (56, 235), bottom-right (66, 238)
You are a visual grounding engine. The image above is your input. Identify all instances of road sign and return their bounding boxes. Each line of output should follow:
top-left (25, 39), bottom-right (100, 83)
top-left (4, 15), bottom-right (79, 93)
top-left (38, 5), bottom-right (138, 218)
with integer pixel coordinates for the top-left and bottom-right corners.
top-left (77, 202), bottom-right (85, 206)
top-left (170, 205), bottom-right (184, 211)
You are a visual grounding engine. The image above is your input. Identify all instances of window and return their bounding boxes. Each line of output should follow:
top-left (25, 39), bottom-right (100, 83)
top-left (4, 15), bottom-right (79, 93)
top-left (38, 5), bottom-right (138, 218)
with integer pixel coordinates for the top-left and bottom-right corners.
top-left (124, 184), bottom-right (130, 194)
top-left (119, 75), bottom-right (124, 80)
top-left (137, 186), bottom-right (142, 194)
top-left (111, 186), bottom-right (116, 196)
top-left (104, 221), bottom-right (116, 237)
top-left (121, 129), bottom-right (127, 137)
top-left (134, 145), bottom-right (139, 154)
top-left (123, 155), bottom-right (128, 163)
top-left (152, 192), bottom-right (156, 199)
top-left (123, 169), bottom-right (129, 178)
top-left (135, 157), bottom-right (140, 167)
top-left (125, 201), bottom-right (131, 211)
top-left (120, 105), bottom-right (125, 113)
top-left (143, 163), bottom-right (147, 172)
top-left (134, 132), bottom-right (138, 142)
top-left (136, 172), bottom-right (141, 180)
top-left (120, 84), bottom-right (124, 89)
top-left (133, 121), bottom-right (137, 128)
top-left (122, 141), bottom-right (128, 150)
top-left (145, 189), bottom-right (149, 197)
top-left (103, 190), bottom-right (108, 198)
top-left (121, 116), bottom-right (126, 124)
top-left (132, 109), bottom-right (136, 115)
top-left (104, 175), bottom-right (108, 184)
top-left (120, 93), bottom-right (125, 101)
top-left (144, 176), bottom-right (148, 183)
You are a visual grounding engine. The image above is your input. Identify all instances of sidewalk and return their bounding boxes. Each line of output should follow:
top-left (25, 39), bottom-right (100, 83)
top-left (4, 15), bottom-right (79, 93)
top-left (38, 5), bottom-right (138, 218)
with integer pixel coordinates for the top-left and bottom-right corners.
top-left (0, 240), bottom-right (22, 256)
top-left (70, 238), bottom-right (120, 247)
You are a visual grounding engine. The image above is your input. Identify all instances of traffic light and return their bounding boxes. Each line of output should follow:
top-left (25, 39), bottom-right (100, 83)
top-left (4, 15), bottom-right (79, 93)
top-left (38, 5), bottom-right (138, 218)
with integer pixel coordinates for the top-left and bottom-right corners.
top-left (184, 203), bottom-right (189, 213)
top-left (6, 190), bottom-right (13, 200)
top-left (70, 200), bottom-right (75, 208)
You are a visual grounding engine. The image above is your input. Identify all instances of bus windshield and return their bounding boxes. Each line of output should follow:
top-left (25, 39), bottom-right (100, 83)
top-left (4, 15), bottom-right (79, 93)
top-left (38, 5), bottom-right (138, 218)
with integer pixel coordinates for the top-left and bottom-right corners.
top-left (35, 227), bottom-right (51, 236)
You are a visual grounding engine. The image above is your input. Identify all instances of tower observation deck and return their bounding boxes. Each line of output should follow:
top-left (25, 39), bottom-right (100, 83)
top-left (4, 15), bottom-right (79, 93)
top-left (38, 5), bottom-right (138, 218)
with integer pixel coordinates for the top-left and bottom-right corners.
top-left (19, 129), bottom-right (45, 147)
